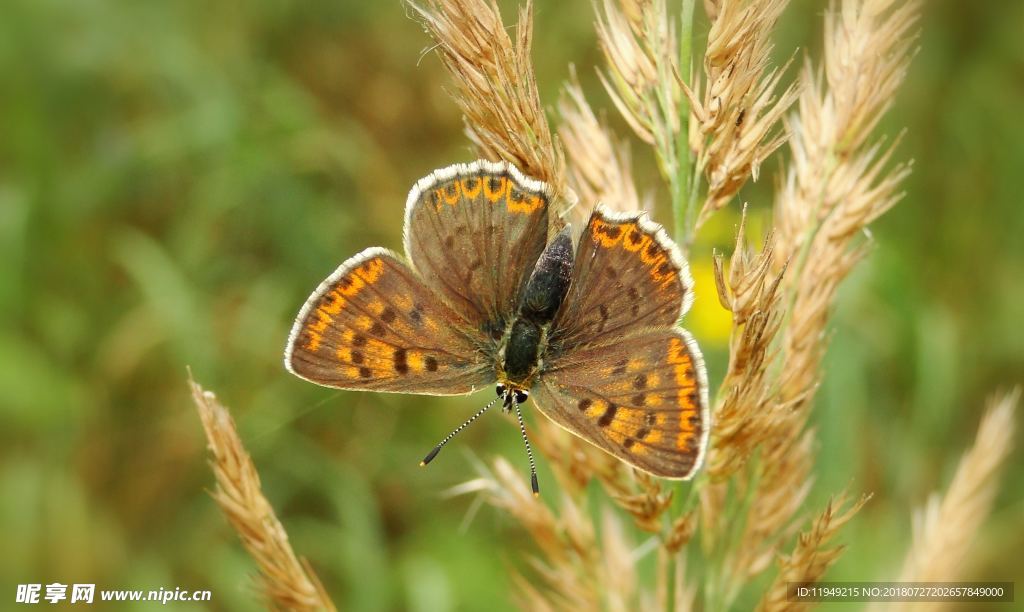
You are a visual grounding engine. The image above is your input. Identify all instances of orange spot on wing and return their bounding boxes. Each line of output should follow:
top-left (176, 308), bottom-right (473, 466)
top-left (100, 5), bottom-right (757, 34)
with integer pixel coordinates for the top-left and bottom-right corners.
top-left (302, 259), bottom-right (388, 350)
top-left (407, 351), bottom-right (424, 372)
top-left (461, 177), bottom-right (482, 198)
top-left (605, 429), bottom-right (627, 445)
top-left (675, 395), bottom-right (696, 431)
top-left (638, 239), bottom-right (663, 264)
top-left (621, 225), bottom-right (649, 253)
top-left (667, 337), bottom-right (701, 449)
top-left (306, 308), bottom-right (332, 337)
top-left (585, 399), bottom-right (605, 419)
top-left (363, 338), bottom-right (391, 356)
top-left (507, 189), bottom-right (544, 214)
top-left (443, 181), bottom-right (461, 205)
top-left (668, 339), bottom-right (698, 388)
top-left (357, 258), bottom-right (385, 283)
top-left (484, 176), bottom-right (507, 202)
top-left (337, 275), bottom-right (364, 297)
top-left (591, 218), bottom-right (625, 248)
top-left (364, 356), bottom-right (390, 371)
top-left (612, 407), bottom-right (643, 437)
top-left (676, 429), bottom-right (695, 450)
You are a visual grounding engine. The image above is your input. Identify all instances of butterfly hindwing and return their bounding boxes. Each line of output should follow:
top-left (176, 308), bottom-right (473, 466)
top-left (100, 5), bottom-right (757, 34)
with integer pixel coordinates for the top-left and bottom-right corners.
top-left (533, 329), bottom-right (709, 479)
top-left (549, 206), bottom-right (693, 353)
top-left (404, 160), bottom-right (552, 334)
top-left (285, 248), bottom-right (493, 395)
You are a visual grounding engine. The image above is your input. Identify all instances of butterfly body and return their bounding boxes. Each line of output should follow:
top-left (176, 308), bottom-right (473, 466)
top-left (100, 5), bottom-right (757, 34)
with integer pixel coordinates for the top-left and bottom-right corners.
top-left (286, 160), bottom-right (709, 480)
top-left (498, 226), bottom-right (573, 388)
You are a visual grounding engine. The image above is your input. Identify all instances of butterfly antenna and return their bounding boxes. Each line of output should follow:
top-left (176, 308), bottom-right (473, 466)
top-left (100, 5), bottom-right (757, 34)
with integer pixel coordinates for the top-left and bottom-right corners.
top-left (512, 395), bottom-right (540, 497)
top-left (420, 396), bottom-right (499, 467)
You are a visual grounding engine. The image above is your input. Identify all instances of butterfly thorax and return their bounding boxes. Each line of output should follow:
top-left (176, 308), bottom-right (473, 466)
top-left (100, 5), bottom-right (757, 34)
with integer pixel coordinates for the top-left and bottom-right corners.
top-left (498, 226), bottom-right (574, 388)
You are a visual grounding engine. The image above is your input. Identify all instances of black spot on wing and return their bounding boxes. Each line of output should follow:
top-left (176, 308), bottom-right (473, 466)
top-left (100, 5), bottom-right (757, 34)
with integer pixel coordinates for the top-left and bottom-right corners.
top-left (597, 403), bottom-right (618, 427)
top-left (394, 348), bottom-right (408, 374)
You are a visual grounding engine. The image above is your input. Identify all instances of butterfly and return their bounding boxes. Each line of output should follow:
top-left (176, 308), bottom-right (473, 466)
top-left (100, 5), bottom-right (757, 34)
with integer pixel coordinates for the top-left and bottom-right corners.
top-left (284, 160), bottom-right (708, 494)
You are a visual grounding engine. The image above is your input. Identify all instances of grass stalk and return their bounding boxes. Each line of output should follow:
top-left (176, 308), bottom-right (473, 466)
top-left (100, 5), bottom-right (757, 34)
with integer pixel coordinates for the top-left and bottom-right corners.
top-left (189, 375), bottom-right (336, 612)
top-left (674, 0), bottom-right (695, 245)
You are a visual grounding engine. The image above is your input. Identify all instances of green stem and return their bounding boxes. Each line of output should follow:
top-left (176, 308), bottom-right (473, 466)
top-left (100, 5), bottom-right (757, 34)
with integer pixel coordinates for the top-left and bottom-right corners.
top-left (705, 459), bottom-right (762, 611)
top-left (673, 0), bottom-right (696, 245)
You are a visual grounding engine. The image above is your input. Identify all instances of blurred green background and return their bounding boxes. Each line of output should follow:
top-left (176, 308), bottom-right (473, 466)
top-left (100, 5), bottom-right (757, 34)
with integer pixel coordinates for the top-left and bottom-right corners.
top-left (1, 0), bottom-right (1021, 609)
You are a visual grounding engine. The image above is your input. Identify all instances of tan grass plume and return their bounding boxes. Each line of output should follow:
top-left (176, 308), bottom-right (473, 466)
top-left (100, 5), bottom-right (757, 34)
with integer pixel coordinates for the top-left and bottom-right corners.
top-left (728, 0), bottom-right (920, 582)
top-left (885, 388), bottom-right (1020, 611)
top-left (685, 0), bottom-right (798, 227)
top-left (190, 376), bottom-right (336, 612)
top-left (758, 492), bottom-right (870, 612)
top-left (410, 0), bottom-right (567, 200)
top-left (558, 70), bottom-right (644, 224)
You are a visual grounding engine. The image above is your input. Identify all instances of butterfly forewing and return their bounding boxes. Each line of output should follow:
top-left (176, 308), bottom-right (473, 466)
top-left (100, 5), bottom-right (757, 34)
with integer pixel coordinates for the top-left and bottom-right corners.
top-left (549, 206), bottom-right (693, 353)
top-left (285, 248), bottom-right (493, 395)
top-left (533, 329), bottom-right (709, 479)
top-left (404, 160), bottom-right (552, 334)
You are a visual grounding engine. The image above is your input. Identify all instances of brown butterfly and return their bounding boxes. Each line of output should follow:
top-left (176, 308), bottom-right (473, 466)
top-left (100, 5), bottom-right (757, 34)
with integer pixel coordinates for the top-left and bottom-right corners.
top-left (284, 160), bottom-right (708, 494)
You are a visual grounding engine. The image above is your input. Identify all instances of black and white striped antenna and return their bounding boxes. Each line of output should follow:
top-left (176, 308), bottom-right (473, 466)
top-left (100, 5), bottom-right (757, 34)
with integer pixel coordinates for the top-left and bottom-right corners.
top-left (419, 395), bottom-right (499, 467)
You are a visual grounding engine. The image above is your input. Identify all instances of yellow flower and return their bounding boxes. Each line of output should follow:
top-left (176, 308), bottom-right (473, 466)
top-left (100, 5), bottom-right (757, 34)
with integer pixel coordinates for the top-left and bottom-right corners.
top-left (688, 257), bottom-right (731, 348)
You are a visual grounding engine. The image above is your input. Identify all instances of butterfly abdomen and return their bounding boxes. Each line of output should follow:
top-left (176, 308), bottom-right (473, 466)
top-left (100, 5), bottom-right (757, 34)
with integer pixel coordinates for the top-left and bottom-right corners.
top-left (519, 227), bottom-right (573, 322)
top-left (500, 226), bottom-right (574, 385)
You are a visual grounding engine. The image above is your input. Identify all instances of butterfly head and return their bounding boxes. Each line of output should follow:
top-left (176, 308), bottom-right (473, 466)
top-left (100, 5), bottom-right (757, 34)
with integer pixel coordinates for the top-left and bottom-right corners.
top-left (496, 382), bottom-right (529, 412)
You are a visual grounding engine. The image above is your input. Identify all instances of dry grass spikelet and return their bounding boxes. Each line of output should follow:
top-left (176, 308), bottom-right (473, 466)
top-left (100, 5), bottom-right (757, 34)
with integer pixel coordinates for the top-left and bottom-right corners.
top-left (720, 4), bottom-right (921, 586)
top-left (601, 509), bottom-right (639, 612)
top-left (189, 376), bottom-right (335, 612)
top-left (606, 470), bottom-right (675, 533)
top-left (595, 0), bottom-right (669, 146)
top-left (457, 423), bottom-right (701, 610)
top-left (774, 0), bottom-right (919, 266)
top-left (685, 0), bottom-right (798, 226)
top-left (672, 557), bottom-right (698, 612)
top-left (758, 9), bottom-right (919, 537)
top-left (596, 0), bottom-right (693, 240)
top-left (409, 0), bottom-right (566, 197)
top-left (699, 210), bottom-right (788, 547)
top-left (557, 70), bottom-right (644, 225)
top-left (757, 492), bottom-right (870, 612)
top-left (890, 389), bottom-right (1019, 606)
top-left (664, 511), bottom-right (697, 555)
top-left (706, 209), bottom-right (786, 481)
top-left (462, 457), bottom-right (644, 610)
top-left (729, 428), bottom-right (816, 582)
